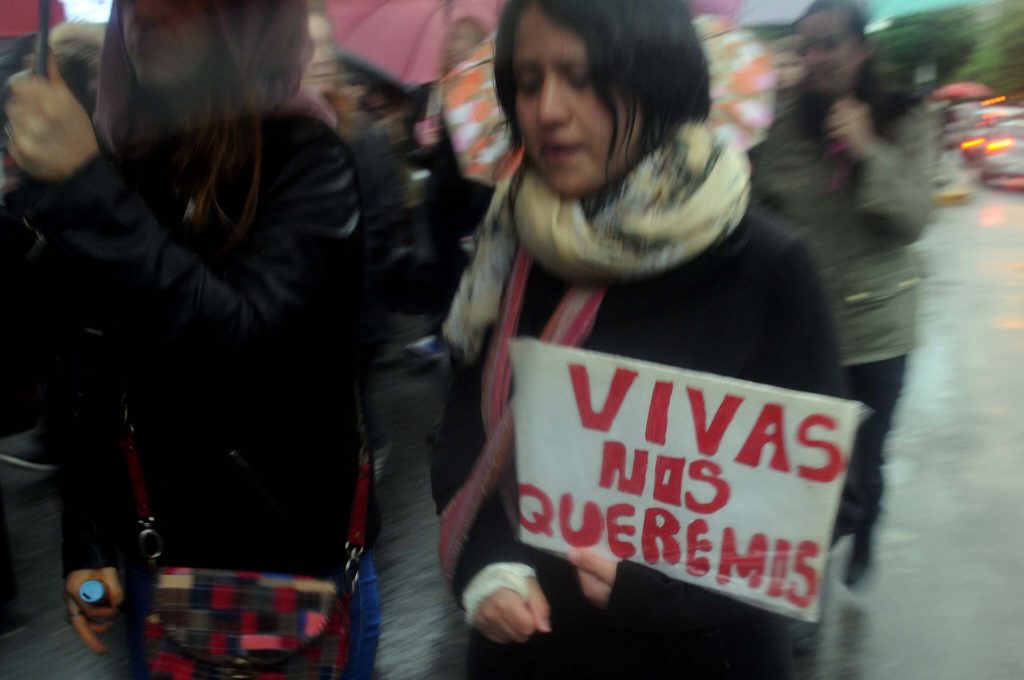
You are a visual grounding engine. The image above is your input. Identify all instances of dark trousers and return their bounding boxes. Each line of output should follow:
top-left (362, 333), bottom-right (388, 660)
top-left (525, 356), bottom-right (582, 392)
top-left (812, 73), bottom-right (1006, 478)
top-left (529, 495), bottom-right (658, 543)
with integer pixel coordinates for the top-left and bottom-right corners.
top-left (0, 484), bottom-right (14, 605)
top-left (845, 355), bottom-right (909, 533)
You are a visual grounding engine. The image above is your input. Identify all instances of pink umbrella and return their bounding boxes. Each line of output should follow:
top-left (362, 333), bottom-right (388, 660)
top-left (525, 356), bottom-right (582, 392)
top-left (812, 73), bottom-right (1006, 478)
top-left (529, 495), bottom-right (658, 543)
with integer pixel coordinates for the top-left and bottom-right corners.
top-left (930, 82), bottom-right (997, 101)
top-left (326, 0), bottom-right (504, 84)
top-left (0, 0), bottom-right (66, 39)
top-left (695, 0), bottom-right (819, 26)
top-left (738, 0), bottom-right (819, 26)
top-left (692, 0), bottom-right (743, 20)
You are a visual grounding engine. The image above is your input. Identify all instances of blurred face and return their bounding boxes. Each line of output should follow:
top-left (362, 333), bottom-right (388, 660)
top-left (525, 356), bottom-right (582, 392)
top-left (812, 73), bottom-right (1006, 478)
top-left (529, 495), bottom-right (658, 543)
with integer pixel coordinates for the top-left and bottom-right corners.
top-left (122, 0), bottom-right (213, 90)
top-left (513, 6), bottom-right (637, 200)
top-left (304, 14), bottom-right (342, 94)
top-left (796, 10), bottom-right (869, 98)
top-left (444, 18), bottom-right (486, 74)
top-left (775, 50), bottom-right (805, 91)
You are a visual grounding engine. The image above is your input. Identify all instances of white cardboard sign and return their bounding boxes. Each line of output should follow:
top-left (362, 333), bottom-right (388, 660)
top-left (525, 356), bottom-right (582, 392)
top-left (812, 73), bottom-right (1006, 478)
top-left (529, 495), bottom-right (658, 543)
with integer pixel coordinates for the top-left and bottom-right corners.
top-left (510, 340), bottom-right (860, 622)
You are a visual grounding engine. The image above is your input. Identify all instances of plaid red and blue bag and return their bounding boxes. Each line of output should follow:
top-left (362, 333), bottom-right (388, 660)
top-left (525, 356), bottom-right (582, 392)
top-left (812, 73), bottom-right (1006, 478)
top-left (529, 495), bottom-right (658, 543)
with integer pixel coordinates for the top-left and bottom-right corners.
top-left (144, 568), bottom-right (351, 680)
top-left (118, 398), bottom-right (372, 680)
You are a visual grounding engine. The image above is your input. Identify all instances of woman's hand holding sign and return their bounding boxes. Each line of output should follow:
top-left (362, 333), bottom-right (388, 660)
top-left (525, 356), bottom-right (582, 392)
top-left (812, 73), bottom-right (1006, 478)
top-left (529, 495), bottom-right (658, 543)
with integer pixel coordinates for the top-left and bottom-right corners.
top-left (569, 549), bottom-right (619, 610)
top-left (473, 578), bottom-right (551, 644)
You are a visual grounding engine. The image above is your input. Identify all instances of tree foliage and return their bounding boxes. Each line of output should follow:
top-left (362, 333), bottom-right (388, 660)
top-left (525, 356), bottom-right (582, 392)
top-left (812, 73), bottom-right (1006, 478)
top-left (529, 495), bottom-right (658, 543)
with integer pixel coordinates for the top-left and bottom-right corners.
top-left (747, 0), bottom-right (1023, 95)
top-left (955, 0), bottom-right (1024, 93)
top-left (870, 7), bottom-right (979, 89)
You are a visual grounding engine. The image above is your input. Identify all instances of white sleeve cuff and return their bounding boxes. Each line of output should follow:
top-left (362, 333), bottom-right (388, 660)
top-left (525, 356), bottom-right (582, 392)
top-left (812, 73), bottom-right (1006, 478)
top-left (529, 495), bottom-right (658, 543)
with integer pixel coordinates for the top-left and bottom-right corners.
top-left (461, 562), bottom-right (537, 624)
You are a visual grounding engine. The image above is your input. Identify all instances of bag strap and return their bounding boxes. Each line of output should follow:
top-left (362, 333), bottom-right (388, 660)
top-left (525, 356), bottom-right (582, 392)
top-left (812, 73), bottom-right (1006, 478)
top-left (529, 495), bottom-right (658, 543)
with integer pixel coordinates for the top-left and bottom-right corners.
top-left (438, 248), bottom-right (606, 587)
top-left (344, 394), bottom-right (374, 589)
top-left (118, 417), bottom-right (164, 570)
top-left (119, 392), bottom-right (373, 585)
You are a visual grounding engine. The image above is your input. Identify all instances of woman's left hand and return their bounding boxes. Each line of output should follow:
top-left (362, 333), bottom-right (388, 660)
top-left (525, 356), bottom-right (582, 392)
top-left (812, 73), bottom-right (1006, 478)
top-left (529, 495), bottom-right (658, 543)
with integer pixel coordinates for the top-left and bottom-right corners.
top-left (826, 97), bottom-right (878, 160)
top-left (5, 55), bottom-right (100, 183)
top-left (568, 549), bottom-right (618, 610)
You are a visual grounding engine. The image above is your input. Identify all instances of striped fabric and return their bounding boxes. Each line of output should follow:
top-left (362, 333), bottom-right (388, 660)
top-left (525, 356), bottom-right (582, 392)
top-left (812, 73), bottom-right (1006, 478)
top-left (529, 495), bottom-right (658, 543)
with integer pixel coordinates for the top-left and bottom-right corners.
top-left (439, 250), bottom-right (607, 586)
top-left (144, 568), bottom-right (350, 679)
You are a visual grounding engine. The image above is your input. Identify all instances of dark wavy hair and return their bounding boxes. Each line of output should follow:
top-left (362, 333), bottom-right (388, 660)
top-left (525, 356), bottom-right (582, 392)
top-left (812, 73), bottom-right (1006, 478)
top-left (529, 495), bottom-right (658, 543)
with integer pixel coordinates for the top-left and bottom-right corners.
top-left (494, 0), bottom-right (711, 165)
top-left (798, 0), bottom-right (918, 137)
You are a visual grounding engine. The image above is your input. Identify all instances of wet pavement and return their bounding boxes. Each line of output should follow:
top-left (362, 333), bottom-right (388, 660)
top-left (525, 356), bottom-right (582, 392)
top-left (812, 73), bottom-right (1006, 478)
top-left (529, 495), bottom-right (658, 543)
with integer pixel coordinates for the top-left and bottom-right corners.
top-left (2, 183), bottom-right (1023, 679)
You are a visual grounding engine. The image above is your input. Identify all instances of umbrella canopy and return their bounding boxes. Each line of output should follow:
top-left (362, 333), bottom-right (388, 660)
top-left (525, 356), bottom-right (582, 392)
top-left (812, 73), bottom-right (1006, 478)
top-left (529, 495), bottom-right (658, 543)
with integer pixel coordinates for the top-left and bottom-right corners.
top-left (326, 0), bottom-right (504, 84)
top-left (732, 0), bottom-right (819, 26)
top-left (931, 81), bottom-right (997, 101)
top-left (0, 0), bottom-right (66, 39)
top-left (693, 0), bottom-right (744, 19)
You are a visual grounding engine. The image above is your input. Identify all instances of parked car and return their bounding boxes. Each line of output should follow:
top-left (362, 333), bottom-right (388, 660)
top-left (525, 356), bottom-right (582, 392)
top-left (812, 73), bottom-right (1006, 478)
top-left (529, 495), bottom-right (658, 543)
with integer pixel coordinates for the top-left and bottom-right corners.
top-left (953, 106), bottom-right (1024, 162)
top-left (979, 119), bottom-right (1024, 185)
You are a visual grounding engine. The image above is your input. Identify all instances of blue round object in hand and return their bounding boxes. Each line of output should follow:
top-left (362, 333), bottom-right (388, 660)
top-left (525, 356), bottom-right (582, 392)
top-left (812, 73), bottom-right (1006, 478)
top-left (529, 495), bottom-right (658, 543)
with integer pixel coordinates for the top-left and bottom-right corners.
top-left (79, 579), bottom-right (106, 604)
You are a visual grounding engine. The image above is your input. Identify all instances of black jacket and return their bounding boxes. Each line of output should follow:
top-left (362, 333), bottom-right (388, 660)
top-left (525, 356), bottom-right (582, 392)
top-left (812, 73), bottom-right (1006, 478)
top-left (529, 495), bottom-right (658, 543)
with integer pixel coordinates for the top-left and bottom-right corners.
top-left (4, 116), bottom-right (375, 577)
top-left (348, 122), bottom-right (404, 349)
top-left (432, 212), bottom-right (843, 679)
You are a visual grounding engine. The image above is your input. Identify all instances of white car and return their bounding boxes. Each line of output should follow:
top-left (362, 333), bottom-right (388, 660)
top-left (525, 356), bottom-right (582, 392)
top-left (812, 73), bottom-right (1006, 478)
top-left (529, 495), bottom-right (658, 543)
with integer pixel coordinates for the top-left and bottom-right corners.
top-left (952, 106), bottom-right (1024, 162)
top-left (979, 119), bottom-right (1024, 185)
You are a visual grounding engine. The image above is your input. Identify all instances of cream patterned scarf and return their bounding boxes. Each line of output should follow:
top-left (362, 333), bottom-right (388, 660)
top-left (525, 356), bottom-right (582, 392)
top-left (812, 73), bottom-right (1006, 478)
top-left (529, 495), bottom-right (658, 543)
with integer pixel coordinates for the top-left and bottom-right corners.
top-left (443, 123), bottom-right (751, 364)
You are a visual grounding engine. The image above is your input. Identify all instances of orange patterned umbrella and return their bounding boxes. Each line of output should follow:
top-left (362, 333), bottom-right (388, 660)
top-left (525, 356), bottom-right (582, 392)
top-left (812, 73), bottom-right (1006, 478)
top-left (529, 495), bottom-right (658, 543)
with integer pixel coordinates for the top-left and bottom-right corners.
top-left (440, 40), bottom-right (516, 185)
top-left (695, 14), bottom-right (777, 152)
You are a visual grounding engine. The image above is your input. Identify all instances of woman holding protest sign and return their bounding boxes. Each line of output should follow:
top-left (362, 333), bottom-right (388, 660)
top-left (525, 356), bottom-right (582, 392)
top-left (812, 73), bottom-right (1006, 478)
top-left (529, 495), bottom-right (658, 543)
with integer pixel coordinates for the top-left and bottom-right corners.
top-left (430, 0), bottom-right (846, 677)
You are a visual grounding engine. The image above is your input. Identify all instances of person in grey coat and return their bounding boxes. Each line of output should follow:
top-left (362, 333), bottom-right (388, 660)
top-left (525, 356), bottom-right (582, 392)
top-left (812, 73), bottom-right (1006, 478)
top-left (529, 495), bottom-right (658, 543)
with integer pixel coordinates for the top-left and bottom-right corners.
top-left (752, 0), bottom-right (935, 588)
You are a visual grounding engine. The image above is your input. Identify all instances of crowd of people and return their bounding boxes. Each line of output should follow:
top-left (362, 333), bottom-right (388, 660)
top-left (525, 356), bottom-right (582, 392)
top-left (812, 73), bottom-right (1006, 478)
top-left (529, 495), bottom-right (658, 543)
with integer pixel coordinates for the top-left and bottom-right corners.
top-left (1, 0), bottom-right (933, 678)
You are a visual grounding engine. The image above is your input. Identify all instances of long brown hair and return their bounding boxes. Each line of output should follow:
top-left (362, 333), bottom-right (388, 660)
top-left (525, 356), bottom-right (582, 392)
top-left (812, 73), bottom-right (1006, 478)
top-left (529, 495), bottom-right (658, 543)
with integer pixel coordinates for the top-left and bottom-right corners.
top-left (162, 32), bottom-right (266, 257)
top-left (171, 112), bottom-right (263, 256)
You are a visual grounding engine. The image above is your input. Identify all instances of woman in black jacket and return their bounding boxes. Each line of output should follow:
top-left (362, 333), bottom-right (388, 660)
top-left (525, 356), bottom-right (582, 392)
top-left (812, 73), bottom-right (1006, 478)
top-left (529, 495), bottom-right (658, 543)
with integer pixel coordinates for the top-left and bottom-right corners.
top-left (3, 1), bottom-right (378, 677)
top-left (430, 0), bottom-right (844, 677)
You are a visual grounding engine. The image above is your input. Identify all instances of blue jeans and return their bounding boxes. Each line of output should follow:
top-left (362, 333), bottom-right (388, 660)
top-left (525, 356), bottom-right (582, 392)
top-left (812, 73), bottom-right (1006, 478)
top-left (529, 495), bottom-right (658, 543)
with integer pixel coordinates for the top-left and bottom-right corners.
top-left (124, 549), bottom-right (381, 680)
top-left (340, 550), bottom-right (382, 680)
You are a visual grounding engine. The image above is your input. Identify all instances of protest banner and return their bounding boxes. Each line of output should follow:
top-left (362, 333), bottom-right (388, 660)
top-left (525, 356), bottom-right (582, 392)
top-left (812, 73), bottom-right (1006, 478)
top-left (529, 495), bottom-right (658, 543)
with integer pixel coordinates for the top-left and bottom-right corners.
top-left (510, 340), bottom-right (861, 622)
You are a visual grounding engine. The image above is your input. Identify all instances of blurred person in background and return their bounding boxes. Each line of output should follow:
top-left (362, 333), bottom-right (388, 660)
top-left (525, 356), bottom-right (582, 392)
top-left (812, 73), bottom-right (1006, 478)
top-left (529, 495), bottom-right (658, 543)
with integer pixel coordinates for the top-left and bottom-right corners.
top-left (415, 9), bottom-right (494, 153)
top-left (49, 22), bottom-right (106, 118)
top-left (408, 8), bottom-right (497, 360)
top-left (2, 1), bottom-right (379, 677)
top-left (432, 0), bottom-right (845, 677)
top-left (304, 8), bottom-right (406, 486)
top-left (752, 0), bottom-right (933, 600)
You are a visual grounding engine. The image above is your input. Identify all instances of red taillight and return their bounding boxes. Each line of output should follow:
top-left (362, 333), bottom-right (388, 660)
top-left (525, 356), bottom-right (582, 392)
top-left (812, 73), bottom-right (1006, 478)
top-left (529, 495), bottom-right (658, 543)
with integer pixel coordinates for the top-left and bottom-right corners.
top-left (986, 138), bottom-right (1015, 154)
top-left (962, 138), bottom-right (986, 149)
